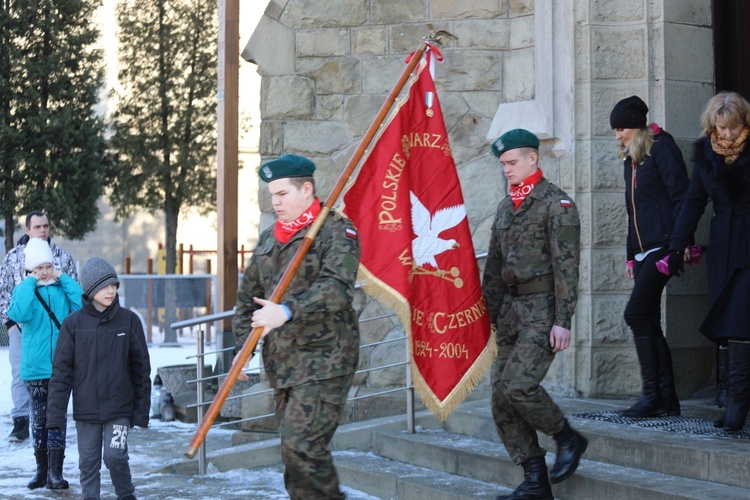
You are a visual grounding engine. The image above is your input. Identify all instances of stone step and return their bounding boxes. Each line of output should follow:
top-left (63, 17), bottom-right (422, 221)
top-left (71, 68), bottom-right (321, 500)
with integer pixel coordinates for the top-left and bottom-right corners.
top-left (196, 397), bottom-right (750, 498)
top-left (333, 450), bottom-right (510, 499)
top-left (440, 399), bottom-right (750, 490)
top-left (368, 428), bottom-right (750, 499)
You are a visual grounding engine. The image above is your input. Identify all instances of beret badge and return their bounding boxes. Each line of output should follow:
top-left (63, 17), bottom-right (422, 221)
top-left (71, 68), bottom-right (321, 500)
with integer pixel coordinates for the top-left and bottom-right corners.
top-left (261, 165), bottom-right (273, 180)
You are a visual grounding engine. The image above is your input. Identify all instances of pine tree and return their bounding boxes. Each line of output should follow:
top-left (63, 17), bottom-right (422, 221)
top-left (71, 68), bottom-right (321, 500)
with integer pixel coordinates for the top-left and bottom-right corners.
top-left (111, 0), bottom-right (218, 342)
top-left (0, 0), bottom-right (108, 251)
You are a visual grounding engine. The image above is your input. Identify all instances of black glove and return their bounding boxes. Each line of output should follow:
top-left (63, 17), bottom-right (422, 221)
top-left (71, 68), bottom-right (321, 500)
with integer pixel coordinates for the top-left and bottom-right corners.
top-left (667, 250), bottom-right (684, 277)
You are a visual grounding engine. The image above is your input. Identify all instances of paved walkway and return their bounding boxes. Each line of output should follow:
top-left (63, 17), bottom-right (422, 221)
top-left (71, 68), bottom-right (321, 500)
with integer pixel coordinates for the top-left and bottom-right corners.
top-left (0, 416), bottom-right (374, 499)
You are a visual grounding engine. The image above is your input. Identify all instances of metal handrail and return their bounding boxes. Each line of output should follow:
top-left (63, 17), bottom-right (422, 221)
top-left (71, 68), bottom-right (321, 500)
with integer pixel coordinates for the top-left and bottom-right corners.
top-left (170, 309), bottom-right (235, 330)
top-left (170, 251), bottom-right (488, 474)
top-left (185, 334), bottom-right (406, 386)
top-left (170, 309), bottom-right (406, 474)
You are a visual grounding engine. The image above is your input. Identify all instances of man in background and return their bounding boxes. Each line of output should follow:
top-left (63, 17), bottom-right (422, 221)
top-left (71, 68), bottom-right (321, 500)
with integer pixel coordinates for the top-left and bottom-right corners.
top-left (0, 211), bottom-right (78, 442)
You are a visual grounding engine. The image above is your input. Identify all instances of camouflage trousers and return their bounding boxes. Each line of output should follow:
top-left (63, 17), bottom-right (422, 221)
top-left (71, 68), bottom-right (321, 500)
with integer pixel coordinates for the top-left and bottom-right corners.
top-left (491, 293), bottom-right (566, 464)
top-left (274, 374), bottom-right (353, 500)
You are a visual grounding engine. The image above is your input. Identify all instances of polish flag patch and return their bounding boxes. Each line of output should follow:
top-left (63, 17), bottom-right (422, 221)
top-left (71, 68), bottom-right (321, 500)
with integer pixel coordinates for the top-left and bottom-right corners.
top-left (560, 200), bottom-right (571, 207)
top-left (346, 228), bottom-right (358, 239)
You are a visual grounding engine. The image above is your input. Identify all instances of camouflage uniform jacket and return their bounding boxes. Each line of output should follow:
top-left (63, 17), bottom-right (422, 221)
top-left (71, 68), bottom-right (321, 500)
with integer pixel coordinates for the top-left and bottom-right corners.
top-left (483, 177), bottom-right (580, 330)
top-left (0, 237), bottom-right (78, 326)
top-left (233, 210), bottom-right (360, 389)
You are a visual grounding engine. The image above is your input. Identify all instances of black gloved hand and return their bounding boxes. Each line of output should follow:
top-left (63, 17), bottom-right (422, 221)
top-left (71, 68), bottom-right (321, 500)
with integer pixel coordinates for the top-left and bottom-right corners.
top-left (667, 250), bottom-right (684, 277)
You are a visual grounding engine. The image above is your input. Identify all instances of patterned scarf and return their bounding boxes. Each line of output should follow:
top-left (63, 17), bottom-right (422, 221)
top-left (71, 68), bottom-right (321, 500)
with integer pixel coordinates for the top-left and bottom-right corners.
top-left (509, 169), bottom-right (543, 210)
top-left (710, 126), bottom-right (749, 165)
top-left (273, 198), bottom-right (321, 244)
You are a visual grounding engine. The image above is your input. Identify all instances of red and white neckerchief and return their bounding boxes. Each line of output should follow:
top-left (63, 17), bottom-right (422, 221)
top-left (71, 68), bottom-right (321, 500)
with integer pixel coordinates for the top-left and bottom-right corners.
top-left (509, 169), bottom-right (543, 210)
top-left (274, 198), bottom-right (321, 244)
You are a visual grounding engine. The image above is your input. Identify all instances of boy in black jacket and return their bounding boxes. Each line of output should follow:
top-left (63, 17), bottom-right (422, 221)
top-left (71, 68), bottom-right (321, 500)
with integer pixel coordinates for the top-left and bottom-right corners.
top-left (47, 257), bottom-right (151, 500)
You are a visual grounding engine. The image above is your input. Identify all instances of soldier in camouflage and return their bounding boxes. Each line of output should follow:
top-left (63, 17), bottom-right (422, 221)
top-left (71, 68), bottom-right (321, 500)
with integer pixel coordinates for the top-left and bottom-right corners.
top-left (233, 154), bottom-right (360, 500)
top-left (483, 129), bottom-right (588, 500)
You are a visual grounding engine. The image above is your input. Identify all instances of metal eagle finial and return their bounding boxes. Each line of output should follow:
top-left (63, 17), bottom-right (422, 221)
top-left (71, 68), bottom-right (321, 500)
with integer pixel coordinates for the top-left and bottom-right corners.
top-left (425, 25), bottom-right (459, 45)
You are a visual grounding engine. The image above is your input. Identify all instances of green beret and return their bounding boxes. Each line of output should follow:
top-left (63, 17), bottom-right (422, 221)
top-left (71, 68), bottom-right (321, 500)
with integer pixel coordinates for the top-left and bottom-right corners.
top-left (491, 128), bottom-right (540, 157)
top-left (259, 154), bottom-right (316, 183)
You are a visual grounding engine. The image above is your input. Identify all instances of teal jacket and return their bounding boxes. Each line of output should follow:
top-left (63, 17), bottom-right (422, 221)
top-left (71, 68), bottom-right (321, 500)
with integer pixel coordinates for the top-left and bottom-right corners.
top-left (8, 274), bottom-right (82, 381)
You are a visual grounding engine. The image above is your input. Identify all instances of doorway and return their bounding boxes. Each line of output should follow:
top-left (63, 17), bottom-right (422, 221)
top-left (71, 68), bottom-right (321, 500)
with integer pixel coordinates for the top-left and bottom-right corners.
top-left (714, 0), bottom-right (750, 98)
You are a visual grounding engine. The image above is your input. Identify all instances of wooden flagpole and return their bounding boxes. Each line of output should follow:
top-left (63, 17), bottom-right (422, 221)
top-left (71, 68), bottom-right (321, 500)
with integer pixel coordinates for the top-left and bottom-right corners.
top-left (185, 36), bottom-right (441, 459)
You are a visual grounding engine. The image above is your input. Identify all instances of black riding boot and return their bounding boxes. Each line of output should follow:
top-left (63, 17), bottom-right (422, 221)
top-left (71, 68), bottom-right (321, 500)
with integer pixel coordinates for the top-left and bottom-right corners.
top-left (715, 342), bottom-right (730, 408)
top-left (28, 448), bottom-right (47, 489)
top-left (656, 336), bottom-right (681, 416)
top-left (8, 415), bottom-right (29, 442)
top-left (722, 341), bottom-right (750, 431)
top-left (47, 447), bottom-right (69, 490)
top-left (621, 337), bottom-right (663, 418)
top-left (549, 419), bottom-right (588, 484)
top-left (495, 456), bottom-right (553, 500)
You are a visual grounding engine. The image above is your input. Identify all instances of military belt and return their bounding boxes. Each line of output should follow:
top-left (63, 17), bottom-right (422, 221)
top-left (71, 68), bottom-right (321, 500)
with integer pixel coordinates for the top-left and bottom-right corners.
top-left (507, 279), bottom-right (554, 297)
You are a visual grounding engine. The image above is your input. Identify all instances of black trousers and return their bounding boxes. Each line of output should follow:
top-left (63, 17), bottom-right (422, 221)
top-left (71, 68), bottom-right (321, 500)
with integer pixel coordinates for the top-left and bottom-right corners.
top-left (624, 247), bottom-right (671, 339)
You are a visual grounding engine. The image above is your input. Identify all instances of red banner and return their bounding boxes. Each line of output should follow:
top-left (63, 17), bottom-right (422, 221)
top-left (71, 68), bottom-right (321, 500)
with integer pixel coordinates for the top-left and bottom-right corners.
top-left (341, 53), bottom-right (494, 420)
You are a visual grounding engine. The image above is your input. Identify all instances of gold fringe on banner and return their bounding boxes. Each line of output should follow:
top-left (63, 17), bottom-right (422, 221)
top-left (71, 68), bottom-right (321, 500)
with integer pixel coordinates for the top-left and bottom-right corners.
top-left (355, 266), bottom-right (497, 422)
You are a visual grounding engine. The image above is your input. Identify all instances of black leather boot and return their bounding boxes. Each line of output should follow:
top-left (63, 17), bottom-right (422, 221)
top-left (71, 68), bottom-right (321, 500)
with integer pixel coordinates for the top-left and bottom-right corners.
top-left (656, 336), bottom-right (681, 416)
top-left (722, 341), bottom-right (750, 431)
top-left (713, 409), bottom-right (727, 428)
top-left (47, 447), bottom-right (69, 490)
top-left (549, 419), bottom-right (587, 484)
top-left (8, 416), bottom-right (29, 442)
top-left (495, 456), bottom-right (553, 499)
top-left (27, 448), bottom-right (47, 489)
top-left (621, 337), bottom-right (663, 418)
top-left (715, 342), bottom-right (730, 409)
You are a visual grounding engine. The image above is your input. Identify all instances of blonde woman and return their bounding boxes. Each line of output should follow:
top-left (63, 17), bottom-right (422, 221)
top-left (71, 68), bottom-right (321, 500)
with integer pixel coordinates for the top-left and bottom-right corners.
top-left (611, 96), bottom-right (689, 418)
top-left (668, 91), bottom-right (750, 431)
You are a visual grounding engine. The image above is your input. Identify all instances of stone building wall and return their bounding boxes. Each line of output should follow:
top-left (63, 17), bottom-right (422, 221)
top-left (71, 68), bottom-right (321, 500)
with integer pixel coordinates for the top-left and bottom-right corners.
top-left (571, 0), bottom-right (714, 398)
top-left (244, 0), bottom-right (716, 399)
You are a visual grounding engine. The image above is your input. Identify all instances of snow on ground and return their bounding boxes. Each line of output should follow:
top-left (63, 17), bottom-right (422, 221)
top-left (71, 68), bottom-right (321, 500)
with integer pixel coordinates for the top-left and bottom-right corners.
top-left (0, 327), bottom-right (378, 499)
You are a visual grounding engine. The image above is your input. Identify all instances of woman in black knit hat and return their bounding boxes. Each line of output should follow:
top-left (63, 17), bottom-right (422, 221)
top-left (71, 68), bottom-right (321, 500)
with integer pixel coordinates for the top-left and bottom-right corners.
top-left (611, 95), bottom-right (690, 418)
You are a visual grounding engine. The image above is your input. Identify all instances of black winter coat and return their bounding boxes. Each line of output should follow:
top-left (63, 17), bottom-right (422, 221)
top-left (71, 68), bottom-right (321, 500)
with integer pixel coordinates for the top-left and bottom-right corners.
top-left (46, 296), bottom-right (151, 428)
top-left (670, 136), bottom-right (750, 340)
top-left (624, 130), bottom-right (689, 261)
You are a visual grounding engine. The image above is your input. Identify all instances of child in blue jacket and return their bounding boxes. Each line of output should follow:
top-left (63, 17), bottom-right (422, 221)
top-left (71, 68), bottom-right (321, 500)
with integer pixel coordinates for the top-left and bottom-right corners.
top-left (7, 237), bottom-right (82, 490)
